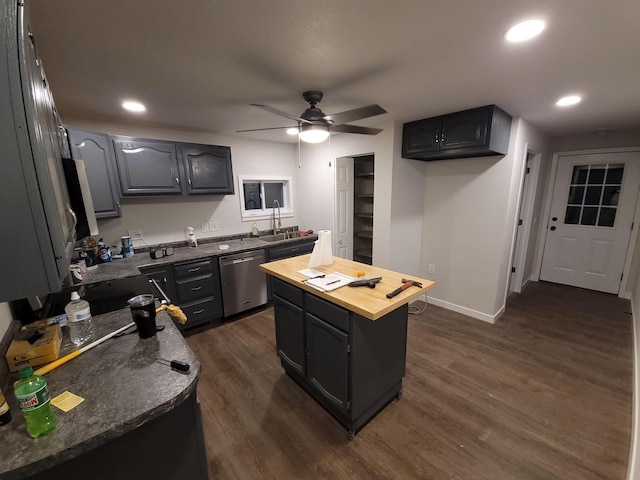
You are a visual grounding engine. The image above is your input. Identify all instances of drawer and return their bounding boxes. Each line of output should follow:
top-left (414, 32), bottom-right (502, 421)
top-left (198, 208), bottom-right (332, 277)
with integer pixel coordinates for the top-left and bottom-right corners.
top-left (272, 277), bottom-right (303, 308)
top-left (306, 293), bottom-right (349, 333)
top-left (267, 240), bottom-right (315, 261)
top-left (181, 298), bottom-right (221, 327)
top-left (175, 274), bottom-right (214, 304)
top-left (174, 258), bottom-right (213, 279)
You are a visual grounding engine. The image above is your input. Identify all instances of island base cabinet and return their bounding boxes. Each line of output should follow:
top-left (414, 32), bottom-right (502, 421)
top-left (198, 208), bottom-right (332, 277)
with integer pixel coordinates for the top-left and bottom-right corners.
top-left (271, 277), bottom-right (408, 437)
top-left (29, 392), bottom-right (208, 480)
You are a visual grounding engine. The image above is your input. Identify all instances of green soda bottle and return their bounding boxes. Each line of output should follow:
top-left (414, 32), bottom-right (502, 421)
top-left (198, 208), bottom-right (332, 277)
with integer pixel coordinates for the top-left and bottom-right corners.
top-left (14, 367), bottom-right (57, 438)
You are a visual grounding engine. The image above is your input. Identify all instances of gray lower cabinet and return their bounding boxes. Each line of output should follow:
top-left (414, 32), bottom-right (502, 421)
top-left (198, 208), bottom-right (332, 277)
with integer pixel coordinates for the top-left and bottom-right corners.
top-left (113, 137), bottom-right (183, 195)
top-left (271, 277), bottom-right (408, 436)
top-left (141, 258), bottom-right (223, 331)
top-left (66, 127), bottom-right (121, 218)
top-left (266, 238), bottom-right (315, 300)
top-left (173, 258), bottom-right (223, 330)
top-left (179, 144), bottom-right (234, 194)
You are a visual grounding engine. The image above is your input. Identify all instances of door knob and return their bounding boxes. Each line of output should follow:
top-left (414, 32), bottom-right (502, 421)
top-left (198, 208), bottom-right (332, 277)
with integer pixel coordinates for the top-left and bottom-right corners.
top-left (550, 226), bottom-right (556, 231)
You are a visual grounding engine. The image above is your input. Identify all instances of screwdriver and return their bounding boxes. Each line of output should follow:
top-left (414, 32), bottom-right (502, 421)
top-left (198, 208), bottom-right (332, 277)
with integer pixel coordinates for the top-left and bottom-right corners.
top-left (157, 358), bottom-right (190, 372)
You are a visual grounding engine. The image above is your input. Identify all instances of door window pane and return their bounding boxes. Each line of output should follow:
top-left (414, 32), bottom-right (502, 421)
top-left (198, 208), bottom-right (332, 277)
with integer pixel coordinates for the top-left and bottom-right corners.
top-left (581, 207), bottom-right (598, 225)
top-left (606, 165), bottom-right (624, 184)
top-left (587, 166), bottom-right (606, 184)
top-left (567, 186), bottom-right (584, 205)
top-left (565, 206), bottom-right (581, 224)
top-left (563, 163), bottom-right (624, 228)
top-left (602, 186), bottom-right (621, 206)
top-left (598, 208), bottom-right (617, 227)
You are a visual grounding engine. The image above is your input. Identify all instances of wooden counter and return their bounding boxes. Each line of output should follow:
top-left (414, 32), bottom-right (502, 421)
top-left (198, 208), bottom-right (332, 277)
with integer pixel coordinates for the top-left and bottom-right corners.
top-left (260, 255), bottom-right (435, 437)
top-left (259, 254), bottom-right (434, 320)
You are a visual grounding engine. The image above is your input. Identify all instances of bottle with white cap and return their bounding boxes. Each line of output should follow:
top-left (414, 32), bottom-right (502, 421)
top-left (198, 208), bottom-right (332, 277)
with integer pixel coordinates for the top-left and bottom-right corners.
top-left (65, 291), bottom-right (93, 346)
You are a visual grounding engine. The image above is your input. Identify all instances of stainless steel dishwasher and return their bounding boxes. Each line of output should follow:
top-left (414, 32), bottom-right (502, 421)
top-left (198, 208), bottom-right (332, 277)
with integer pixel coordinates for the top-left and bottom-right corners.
top-left (219, 249), bottom-right (267, 317)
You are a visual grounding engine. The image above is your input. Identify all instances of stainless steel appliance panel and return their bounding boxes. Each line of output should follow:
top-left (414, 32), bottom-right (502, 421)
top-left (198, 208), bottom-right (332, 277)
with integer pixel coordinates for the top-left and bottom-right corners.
top-left (219, 249), bottom-right (267, 317)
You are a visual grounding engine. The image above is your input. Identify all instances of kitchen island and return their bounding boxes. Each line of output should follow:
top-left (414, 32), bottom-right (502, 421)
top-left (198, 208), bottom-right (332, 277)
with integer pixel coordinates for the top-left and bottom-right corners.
top-left (0, 308), bottom-right (207, 480)
top-left (260, 255), bottom-right (434, 437)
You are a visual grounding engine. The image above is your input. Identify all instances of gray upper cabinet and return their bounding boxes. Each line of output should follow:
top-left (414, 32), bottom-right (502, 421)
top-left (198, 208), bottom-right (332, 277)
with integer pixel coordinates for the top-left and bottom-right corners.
top-left (113, 137), bottom-right (183, 195)
top-left (402, 104), bottom-right (512, 161)
top-left (179, 144), bottom-right (234, 194)
top-left (0, 0), bottom-right (75, 301)
top-left (67, 127), bottom-right (121, 218)
top-left (111, 136), bottom-right (234, 197)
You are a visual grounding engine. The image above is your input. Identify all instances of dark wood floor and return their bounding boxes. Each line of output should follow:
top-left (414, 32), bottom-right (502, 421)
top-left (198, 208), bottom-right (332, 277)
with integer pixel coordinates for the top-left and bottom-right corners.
top-left (186, 281), bottom-right (633, 480)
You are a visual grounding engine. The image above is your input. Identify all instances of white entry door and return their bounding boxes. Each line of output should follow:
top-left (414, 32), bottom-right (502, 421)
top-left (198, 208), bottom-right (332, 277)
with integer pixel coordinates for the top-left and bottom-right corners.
top-left (335, 157), bottom-right (354, 259)
top-left (540, 152), bottom-right (640, 293)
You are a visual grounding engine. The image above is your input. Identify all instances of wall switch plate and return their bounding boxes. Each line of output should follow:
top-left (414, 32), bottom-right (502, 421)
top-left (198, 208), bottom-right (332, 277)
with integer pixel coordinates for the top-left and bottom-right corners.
top-left (428, 264), bottom-right (436, 274)
top-left (128, 229), bottom-right (143, 240)
top-left (201, 223), bottom-right (210, 233)
top-left (209, 221), bottom-right (219, 231)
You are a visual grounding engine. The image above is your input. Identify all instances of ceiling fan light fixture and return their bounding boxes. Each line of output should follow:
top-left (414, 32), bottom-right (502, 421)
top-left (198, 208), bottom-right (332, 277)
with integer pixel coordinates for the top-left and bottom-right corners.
top-left (298, 124), bottom-right (330, 143)
top-left (286, 127), bottom-right (299, 135)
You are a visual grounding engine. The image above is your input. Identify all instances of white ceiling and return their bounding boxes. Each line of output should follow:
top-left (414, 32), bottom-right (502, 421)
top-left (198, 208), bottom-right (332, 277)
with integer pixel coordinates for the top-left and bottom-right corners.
top-left (29, 0), bottom-right (640, 143)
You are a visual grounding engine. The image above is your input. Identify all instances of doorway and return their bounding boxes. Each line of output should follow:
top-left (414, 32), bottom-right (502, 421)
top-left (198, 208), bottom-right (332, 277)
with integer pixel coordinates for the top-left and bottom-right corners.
top-left (539, 151), bottom-right (640, 294)
top-left (334, 154), bottom-right (375, 262)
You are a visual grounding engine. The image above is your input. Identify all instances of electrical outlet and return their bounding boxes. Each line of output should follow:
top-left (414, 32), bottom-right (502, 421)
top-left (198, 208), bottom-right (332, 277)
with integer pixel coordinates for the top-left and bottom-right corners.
top-left (128, 229), bottom-right (143, 240)
top-left (209, 221), bottom-right (219, 231)
top-left (201, 223), bottom-right (210, 233)
top-left (428, 264), bottom-right (436, 274)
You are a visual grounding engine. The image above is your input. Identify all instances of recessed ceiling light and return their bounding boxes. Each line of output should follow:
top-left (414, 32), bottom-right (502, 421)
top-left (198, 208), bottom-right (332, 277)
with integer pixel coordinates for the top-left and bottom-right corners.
top-left (505, 19), bottom-right (546, 42)
top-left (556, 95), bottom-right (582, 107)
top-left (122, 101), bottom-right (146, 113)
top-left (286, 127), bottom-right (299, 135)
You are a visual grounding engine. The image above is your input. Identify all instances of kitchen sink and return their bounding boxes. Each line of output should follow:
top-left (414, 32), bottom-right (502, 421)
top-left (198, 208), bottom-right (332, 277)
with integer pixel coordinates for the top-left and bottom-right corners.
top-left (258, 233), bottom-right (289, 242)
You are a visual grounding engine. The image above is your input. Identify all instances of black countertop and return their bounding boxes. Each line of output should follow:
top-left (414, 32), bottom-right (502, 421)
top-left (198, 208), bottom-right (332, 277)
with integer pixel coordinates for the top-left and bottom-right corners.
top-left (0, 308), bottom-right (200, 480)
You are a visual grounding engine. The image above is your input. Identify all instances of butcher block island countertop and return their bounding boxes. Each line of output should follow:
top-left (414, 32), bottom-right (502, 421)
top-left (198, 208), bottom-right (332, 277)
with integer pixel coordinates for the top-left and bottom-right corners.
top-left (259, 254), bottom-right (434, 319)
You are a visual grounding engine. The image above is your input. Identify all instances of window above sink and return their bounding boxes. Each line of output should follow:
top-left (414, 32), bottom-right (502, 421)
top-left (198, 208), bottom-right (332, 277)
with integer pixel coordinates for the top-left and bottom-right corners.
top-left (238, 175), bottom-right (294, 221)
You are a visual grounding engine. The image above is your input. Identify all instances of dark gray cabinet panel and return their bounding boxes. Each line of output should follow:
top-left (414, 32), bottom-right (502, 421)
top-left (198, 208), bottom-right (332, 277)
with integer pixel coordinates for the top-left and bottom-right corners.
top-left (67, 127), bottom-right (121, 218)
top-left (266, 239), bottom-right (315, 300)
top-left (273, 295), bottom-right (305, 376)
top-left (306, 313), bottom-right (349, 413)
top-left (269, 278), bottom-right (408, 436)
top-left (402, 104), bottom-right (512, 161)
top-left (179, 144), bottom-right (234, 194)
top-left (140, 265), bottom-right (176, 305)
top-left (113, 137), bottom-right (182, 195)
top-left (172, 258), bottom-right (223, 330)
top-left (0, 0), bottom-right (75, 301)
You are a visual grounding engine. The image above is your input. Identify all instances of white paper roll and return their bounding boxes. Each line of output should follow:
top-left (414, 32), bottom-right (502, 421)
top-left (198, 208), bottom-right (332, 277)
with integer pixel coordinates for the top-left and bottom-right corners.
top-left (307, 230), bottom-right (333, 268)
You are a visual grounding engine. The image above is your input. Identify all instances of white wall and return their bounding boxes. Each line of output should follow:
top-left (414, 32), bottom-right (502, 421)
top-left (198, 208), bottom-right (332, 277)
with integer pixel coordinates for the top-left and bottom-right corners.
top-left (628, 227), bottom-right (640, 480)
top-left (297, 119), bottom-right (410, 271)
top-left (420, 117), bottom-right (549, 322)
top-left (551, 129), bottom-right (640, 153)
top-left (65, 118), bottom-right (300, 247)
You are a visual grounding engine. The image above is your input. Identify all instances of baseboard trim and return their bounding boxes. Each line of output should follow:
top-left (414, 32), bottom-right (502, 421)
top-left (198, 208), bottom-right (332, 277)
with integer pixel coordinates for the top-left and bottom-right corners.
top-left (426, 296), bottom-right (499, 324)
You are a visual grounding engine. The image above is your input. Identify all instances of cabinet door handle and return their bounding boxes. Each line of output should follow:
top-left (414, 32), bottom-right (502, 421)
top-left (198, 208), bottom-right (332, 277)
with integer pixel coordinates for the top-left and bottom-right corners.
top-left (188, 267), bottom-right (200, 273)
top-left (188, 178), bottom-right (192, 189)
top-left (190, 286), bottom-right (202, 291)
top-left (116, 201), bottom-right (121, 213)
top-left (175, 177), bottom-right (180, 186)
top-left (441, 132), bottom-right (446, 143)
top-left (67, 205), bottom-right (78, 231)
top-left (193, 309), bottom-right (204, 315)
top-left (434, 133), bottom-right (439, 144)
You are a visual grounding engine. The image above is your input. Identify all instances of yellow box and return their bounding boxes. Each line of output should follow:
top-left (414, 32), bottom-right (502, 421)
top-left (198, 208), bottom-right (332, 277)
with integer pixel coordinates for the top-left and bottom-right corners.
top-left (5, 324), bottom-right (62, 373)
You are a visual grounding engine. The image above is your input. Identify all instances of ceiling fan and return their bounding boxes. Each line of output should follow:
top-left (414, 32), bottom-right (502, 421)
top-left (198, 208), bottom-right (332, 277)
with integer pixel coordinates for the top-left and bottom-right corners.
top-left (237, 91), bottom-right (387, 143)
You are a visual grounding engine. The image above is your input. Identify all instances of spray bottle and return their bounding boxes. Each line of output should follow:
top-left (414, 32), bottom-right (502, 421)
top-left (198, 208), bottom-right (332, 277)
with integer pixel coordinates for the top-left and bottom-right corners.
top-left (186, 227), bottom-right (198, 247)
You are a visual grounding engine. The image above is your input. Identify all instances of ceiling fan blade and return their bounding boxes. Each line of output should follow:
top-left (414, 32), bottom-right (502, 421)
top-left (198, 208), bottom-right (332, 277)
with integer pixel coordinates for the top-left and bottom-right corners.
top-left (331, 124), bottom-right (383, 135)
top-left (251, 104), bottom-right (312, 124)
top-left (236, 126), bottom-right (295, 133)
top-left (323, 104), bottom-right (387, 125)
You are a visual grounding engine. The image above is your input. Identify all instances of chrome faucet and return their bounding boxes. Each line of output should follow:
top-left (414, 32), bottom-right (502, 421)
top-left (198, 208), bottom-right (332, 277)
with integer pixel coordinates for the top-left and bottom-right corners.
top-left (272, 199), bottom-right (282, 235)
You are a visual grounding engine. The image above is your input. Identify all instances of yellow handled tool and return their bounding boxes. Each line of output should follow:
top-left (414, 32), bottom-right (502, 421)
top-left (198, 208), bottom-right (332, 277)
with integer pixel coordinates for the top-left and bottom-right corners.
top-left (34, 322), bottom-right (135, 376)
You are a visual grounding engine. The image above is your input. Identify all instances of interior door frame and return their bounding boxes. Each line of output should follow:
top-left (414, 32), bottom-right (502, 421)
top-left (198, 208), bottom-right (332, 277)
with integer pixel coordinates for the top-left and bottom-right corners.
top-left (509, 144), bottom-right (542, 294)
top-left (533, 147), bottom-right (640, 298)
